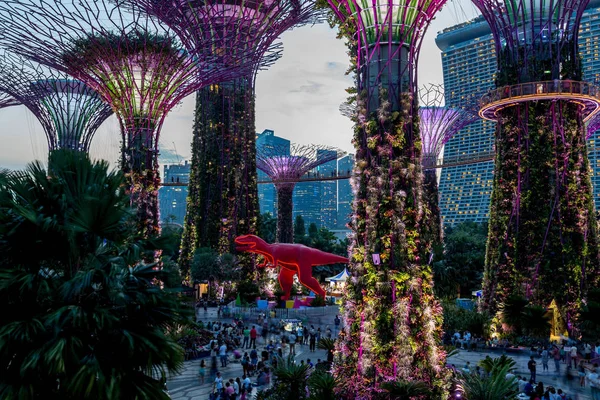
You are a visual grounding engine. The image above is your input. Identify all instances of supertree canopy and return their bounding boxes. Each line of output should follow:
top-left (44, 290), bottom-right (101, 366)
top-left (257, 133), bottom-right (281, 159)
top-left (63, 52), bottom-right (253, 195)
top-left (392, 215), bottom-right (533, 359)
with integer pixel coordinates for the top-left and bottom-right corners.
top-left (130, 0), bottom-right (324, 271)
top-left (0, 0), bottom-right (248, 238)
top-left (321, 0), bottom-right (448, 395)
top-left (475, 0), bottom-right (600, 334)
top-left (0, 92), bottom-right (20, 110)
top-left (0, 52), bottom-right (112, 154)
top-left (256, 143), bottom-right (344, 244)
top-left (418, 84), bottom-right (478, 245)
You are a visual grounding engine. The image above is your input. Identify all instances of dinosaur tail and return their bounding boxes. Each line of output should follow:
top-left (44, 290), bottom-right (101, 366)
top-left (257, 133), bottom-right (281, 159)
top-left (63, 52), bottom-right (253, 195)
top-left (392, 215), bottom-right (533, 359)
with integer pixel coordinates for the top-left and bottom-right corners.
top-left (313, 250), bottom-right (349, 265)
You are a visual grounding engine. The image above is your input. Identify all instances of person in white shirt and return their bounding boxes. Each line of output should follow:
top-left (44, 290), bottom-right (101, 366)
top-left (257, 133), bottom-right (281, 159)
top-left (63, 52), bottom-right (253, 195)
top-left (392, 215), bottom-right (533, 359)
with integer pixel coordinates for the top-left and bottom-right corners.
top-left (219, 343), bottom-right (228, 367)
top-left (518, 377), bottom-right (528, 393)
top-left (570, 345), bottom-right (579, 368)
top-left (213, 372), bottom-right (224, 394)
top-left (242, 374), bottom-right (252, 392)
top-left (587, 364), bottom-right (600, 400)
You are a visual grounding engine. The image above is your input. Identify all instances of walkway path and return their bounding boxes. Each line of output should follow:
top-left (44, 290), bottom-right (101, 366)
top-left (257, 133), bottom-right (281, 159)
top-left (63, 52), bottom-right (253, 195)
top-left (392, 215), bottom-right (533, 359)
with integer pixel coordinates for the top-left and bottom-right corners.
top-left (448, 349), bottom-right (593, 400)
top-left (166, 307), bottom-right (330, 400)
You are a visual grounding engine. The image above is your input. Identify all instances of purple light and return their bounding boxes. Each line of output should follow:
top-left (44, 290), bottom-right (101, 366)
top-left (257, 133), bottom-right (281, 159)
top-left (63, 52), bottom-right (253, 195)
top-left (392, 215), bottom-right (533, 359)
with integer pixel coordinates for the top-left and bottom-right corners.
top-left (0, 52), bottom-right (112, 153)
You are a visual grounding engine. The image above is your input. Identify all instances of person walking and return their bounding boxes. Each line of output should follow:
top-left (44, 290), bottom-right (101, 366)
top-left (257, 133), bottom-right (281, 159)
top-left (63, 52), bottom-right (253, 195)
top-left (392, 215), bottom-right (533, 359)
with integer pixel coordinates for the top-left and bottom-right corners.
top-left (309, 326), bottom-right (317, 352)
top-left (334, 315), bottom-right (341, 335)
top-left (213, 372), bottom-right (224, 396)
top-left (552, 345), bottom-right (561, 373)
top-left (296, 325), bottom-right (303, 346)
top-left (570, 345), bottom-right (579, 368)
top-left (250, 326), bottom-right (257, 349)
top-left (288, 331), bottom-right (297, 355)
top-left (541, 347), bottom-right (549, 372)
top-left (242, 326), bottom-right (250, 349)
top-left (198, 360), bottom-right (206, 384)
top-left (219, 343), bottom-right (228, 367)
top-left (528, 355), bottom-right (537, 383)
top-left (587, 364), bottom-right (600, 400)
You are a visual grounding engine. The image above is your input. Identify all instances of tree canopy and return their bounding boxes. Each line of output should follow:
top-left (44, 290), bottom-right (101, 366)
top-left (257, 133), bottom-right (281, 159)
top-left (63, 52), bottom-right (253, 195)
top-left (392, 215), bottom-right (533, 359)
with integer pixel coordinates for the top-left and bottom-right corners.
top-left (0, 150), bottom-right (189, 399)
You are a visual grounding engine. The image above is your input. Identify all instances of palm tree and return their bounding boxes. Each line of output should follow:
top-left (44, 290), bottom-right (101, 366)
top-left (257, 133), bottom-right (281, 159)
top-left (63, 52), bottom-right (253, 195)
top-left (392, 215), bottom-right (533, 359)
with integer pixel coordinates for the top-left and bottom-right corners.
top-left (458, 363), bottom-right (518, 400)
top-left (379, 380), bottom-right (433, 399)
top-left (478, 354), bottom-right (516, 375)
top-left (271, 355), bottom-right (311, 400)
top-left (307, 371), bottom-right (337, 400)
top-left (0, 151), bottom-right (190, 399)
top-left (317, 338), bottom-right (335, 363)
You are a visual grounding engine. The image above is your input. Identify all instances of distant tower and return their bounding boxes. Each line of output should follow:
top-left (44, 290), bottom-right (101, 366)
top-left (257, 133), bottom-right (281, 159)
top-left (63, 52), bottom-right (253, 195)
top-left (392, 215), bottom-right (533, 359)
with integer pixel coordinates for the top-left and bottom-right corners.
top-left (418, 84), bottom-right (478, 244)
top-left (324, 0), bottom-right (449, 394)
top-left (0, 53), bottom-right (112, 154)
top-left (0, 0), bottom-right (247, 237)
top-left (256, 143), bottom-right (344, 243)
top-left (474, 0), bottom-right (600, 333)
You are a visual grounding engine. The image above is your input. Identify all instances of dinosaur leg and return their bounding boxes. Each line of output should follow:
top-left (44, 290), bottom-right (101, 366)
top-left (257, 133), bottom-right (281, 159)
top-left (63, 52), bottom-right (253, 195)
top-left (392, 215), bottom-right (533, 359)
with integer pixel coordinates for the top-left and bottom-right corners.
top-left (278, 267), bottom-right (296, 301)
top-left (297, 262), bottom-right (326, 299)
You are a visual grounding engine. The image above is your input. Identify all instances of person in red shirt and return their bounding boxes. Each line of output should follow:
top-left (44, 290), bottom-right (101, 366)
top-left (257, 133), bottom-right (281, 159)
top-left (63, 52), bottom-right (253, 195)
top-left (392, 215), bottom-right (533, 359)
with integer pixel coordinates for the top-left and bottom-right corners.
top-left (250, 326), bottom-right (257, 349)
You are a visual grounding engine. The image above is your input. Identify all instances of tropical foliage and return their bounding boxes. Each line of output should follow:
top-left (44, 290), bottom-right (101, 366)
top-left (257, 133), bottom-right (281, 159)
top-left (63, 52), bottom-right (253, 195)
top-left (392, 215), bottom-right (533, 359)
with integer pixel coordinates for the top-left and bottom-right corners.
top-left (499, 295), bottom-right (551, 339)
top-left (180, 80), bottom-right (258, 280)
top-left (257, 355), bottom-right (310, 400)
top-left (433, 222), bottom-right (487, 299)
top-left (442, 302), bottom-right (491, 338)
top-left (483, 40), bottom-right (599, 334)
top-left (0, 151), bottom-right (190, 399)
top-left (457, 362), bottom-right (518, 400)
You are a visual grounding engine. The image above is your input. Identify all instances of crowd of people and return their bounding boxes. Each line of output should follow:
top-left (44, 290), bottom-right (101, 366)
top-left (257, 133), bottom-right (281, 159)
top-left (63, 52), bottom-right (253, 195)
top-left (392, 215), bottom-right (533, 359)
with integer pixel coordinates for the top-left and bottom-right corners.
top-left (191, 310), bottom-right (338, 400)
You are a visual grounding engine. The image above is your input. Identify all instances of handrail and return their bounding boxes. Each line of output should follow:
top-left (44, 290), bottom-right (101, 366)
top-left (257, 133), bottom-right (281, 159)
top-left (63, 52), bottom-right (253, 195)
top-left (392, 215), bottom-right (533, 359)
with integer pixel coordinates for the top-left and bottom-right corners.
top-left (480, 80), bottom-right (600, 122)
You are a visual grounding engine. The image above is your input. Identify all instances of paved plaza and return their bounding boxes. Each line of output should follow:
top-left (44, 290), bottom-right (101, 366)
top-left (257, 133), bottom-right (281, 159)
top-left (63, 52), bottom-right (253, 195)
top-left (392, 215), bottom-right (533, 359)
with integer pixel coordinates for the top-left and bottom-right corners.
top-left (166, 308), bottom-right (331, 400)
top-left (448, 349), bottom-right (594, 400)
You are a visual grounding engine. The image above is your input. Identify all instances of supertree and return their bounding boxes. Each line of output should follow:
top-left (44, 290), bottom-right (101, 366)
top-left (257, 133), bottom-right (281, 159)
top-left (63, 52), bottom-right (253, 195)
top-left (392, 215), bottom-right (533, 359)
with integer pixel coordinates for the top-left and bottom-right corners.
top-left (128, 0), bottom-right (323, 269)
top-left (256, 143), bottom-right (344, 244)
top-left (0, 93), bottom-right (20, 110)
top-left (475, 0), bottom-right (600, 333)
top-left (0, 0), bottom-right (249, 238)
top-left (322, 0), bottom-right (449, 395)
top-left (0, 52), bottom-right (113, 154)
top-left (418, 84), bottom-right (478, 245)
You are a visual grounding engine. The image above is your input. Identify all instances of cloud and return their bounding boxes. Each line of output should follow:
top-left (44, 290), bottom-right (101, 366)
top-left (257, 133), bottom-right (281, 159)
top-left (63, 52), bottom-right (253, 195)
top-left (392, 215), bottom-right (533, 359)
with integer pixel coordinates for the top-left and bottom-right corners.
top-left (0, 4), bottom-right (481, 169)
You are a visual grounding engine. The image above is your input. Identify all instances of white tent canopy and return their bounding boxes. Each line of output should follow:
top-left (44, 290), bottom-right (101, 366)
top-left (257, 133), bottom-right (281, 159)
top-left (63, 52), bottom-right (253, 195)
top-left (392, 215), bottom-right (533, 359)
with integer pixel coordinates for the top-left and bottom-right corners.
top-left (325, 268), bottom-right (350, 282)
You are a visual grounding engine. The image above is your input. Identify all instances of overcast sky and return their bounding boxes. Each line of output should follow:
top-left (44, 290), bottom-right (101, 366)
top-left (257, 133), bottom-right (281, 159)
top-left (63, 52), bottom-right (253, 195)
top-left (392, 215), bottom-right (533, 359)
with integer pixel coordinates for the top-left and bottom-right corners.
top-left (0, 0), bottom-right (480, 171)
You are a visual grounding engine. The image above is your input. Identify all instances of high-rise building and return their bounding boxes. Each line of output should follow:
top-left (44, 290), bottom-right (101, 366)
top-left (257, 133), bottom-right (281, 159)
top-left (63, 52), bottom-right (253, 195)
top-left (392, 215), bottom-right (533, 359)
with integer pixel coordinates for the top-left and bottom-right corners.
top-left (256, 129), bottom-right (290, 216)
top-left (337, 154), bottom-right (355, 229)
top-left (158, 161), bottom-right (191, 226)
top-left (293, 149), bottom-right (340, 230)
top-left (436, 3), bottom-right (600, 225)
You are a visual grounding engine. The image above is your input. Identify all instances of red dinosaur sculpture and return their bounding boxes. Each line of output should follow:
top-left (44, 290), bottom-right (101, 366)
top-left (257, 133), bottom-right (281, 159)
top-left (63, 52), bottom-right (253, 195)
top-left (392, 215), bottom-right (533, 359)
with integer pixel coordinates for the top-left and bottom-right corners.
top-left (235, 234), bottom-right (349, 300)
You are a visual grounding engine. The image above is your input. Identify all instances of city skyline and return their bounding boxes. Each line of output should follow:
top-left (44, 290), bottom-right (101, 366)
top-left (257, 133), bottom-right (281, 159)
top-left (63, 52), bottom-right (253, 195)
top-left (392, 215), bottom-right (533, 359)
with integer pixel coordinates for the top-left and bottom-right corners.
top-left (0, 3), bottom-right (480, 170)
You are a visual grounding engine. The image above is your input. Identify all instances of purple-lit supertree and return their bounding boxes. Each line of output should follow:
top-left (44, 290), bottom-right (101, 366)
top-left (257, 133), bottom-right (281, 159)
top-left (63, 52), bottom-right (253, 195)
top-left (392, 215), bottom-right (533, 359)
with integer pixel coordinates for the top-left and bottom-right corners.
top-left (256, 143), bottom-right (344, 243)
top-left (418, 84), bottom-right (478, 245)
top-left (128, 0), bottom-right (323, 269)
top-left (0, 0), bottom-right (249, 238)
top-left (0, 93), bottom-right (20, 110)
top-left (0, 52), bottom-right (113, 154)
top-left (474, 0), bottom-right (600, 333)
top-left (322, 0), bottom-right (449, 394)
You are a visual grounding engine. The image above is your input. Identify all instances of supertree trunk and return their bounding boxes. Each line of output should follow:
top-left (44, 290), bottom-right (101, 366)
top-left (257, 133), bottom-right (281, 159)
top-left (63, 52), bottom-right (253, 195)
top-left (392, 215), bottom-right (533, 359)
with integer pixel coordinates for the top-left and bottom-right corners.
top-left (334, 89), bottom-right (445, 398)
top-left (422, 167), bottom-right (442, 246)
top-left (122, 125), bottom-right (160, 238)
top-left (179, 78), bottom-right (258, 278)
top-left (276, 184), bottom-right (294, 243)
top-left (483, 100), bottom-right (600, 328)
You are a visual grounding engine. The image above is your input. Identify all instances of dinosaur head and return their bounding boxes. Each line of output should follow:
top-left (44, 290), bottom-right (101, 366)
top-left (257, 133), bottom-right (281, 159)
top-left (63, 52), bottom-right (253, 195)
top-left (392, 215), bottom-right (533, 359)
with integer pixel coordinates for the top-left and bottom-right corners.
top-left (234, 235), bottom-right (266, 253)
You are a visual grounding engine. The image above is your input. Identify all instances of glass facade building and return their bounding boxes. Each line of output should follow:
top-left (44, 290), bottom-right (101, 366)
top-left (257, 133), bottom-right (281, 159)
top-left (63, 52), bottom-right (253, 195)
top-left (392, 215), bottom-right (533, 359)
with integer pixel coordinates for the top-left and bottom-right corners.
top-left (337, 154), bottom-right (355, 229)
top-left (436, 3), bottom-right (600, 226)
top-left (158, 161), bottom-right (191, 226)
top-left (256, 129), bottom-right (290, 216)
